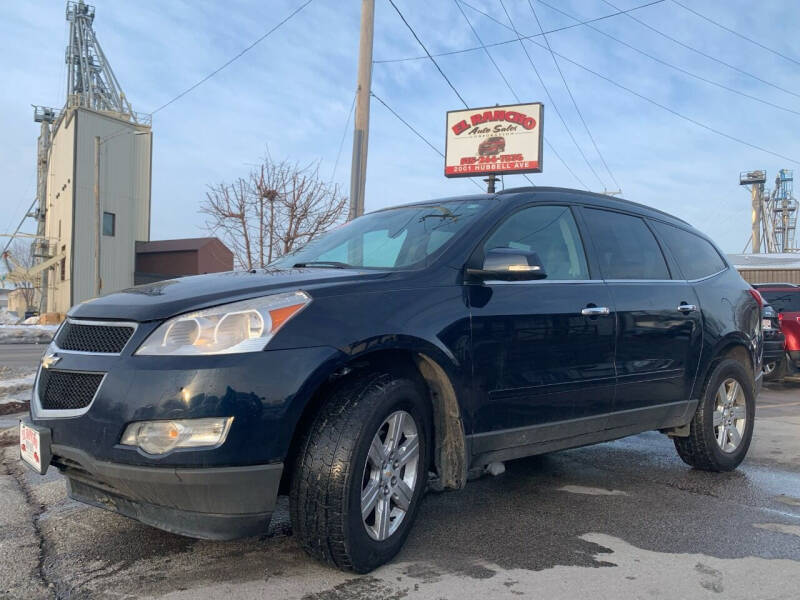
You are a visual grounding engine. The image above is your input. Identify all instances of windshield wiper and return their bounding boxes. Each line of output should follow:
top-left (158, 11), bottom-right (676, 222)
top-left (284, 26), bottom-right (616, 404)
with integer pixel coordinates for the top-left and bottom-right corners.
top-left (293, 261), bottom-right (352, 269)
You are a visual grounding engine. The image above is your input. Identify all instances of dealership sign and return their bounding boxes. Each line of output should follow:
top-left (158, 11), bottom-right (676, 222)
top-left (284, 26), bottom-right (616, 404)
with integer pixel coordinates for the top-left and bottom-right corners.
top-left (445, 103), bottom-right (543, 178)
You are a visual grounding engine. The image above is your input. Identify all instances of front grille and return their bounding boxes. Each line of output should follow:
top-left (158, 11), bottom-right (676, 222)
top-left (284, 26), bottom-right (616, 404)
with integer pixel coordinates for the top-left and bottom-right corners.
top-left (56, 321), bottom-right (134, 353)
top-left (39, 370), bottom-right (104, 410)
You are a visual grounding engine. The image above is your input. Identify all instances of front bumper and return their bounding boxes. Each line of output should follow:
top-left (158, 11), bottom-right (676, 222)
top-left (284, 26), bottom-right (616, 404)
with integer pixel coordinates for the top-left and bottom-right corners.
top-left (52, 442), bottom-right (283, 539)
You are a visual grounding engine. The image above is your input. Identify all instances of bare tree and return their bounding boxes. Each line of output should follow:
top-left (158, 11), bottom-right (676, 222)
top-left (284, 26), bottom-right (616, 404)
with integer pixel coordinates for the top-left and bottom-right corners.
top-left (202, 156), bottom-right (347, 269)
top-left (4, 239), bottom-right (37, 310)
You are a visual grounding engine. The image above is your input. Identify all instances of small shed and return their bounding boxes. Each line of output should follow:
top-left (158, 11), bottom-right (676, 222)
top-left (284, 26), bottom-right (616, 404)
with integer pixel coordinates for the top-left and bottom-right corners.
top-left (727, 253), bottom-right (800, 285)
top-left (135, 237), bottom-right (233, 285)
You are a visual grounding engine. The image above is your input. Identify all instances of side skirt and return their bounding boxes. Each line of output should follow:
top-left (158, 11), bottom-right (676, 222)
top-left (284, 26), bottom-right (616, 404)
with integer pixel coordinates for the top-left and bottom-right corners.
top-left (467, 400), bottom-right (698, 469)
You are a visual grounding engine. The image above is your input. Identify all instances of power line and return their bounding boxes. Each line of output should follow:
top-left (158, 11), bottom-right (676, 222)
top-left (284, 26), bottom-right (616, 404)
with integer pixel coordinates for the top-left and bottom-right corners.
top-left (599, 0), bottom-right (800, 101)
top-left (498, 0), bottom-right (602, 189)
top-left (387, 0), bottom-right (534, 189)
top-left (150, 0), bottom-right (314, 115)
top-left (452, 0), bottom-right (583, 189)
top-left (518, 35), bottom-right (800, 166)
top-left (452, 1), bottom-right (543, 187)
top-left (330, 91), bottom-right (357, 183)
top-left (387, 0), bottom-right (468, 108)
top-left (374, 0), bottom-right (666, 64)
top-left (370, 92), bottom-right (484, 192)
top-left (536, 0), bottom-right (800, 119)
top-left (671, 0), bottom-right (800, 69)
top-left (527, 0), bottom-right (621, 191)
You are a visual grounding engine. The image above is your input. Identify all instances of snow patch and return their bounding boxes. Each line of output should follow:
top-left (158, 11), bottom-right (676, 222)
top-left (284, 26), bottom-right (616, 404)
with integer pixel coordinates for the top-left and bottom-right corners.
top-left (0, 325), bottom-right (57, 344)
top-left (0, 308), bottom-right (20, 325)
top-left (558, 485), bottom-right (629, 496)
top-left (753, 523), bottom-right (800, 538)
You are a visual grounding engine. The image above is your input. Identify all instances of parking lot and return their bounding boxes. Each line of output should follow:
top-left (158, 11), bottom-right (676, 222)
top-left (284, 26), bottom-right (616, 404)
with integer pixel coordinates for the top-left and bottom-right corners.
top-left (1, 344), bottom-right (798, 600)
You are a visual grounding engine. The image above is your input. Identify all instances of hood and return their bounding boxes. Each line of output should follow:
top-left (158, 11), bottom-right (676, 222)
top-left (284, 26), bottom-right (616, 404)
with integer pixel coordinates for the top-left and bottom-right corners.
top-left (68, 268), bottom-right (389, 322)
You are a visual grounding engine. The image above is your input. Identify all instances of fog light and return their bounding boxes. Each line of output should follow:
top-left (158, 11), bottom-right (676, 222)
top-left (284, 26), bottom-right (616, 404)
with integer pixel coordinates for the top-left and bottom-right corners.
top-left (121, 417), bottom-right (233, 455)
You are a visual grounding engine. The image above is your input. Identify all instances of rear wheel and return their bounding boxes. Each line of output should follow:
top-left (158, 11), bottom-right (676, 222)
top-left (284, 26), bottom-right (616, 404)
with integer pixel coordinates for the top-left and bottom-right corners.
top-left (290, 372), bottom-right (430, 572)
top-left (674, 359), bottom-right (755, 472)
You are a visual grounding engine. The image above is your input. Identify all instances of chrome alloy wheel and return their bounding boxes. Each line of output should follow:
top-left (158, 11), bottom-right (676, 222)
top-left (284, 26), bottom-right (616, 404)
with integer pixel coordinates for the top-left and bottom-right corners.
top-left (361, 410), bottom-right (420, 541)
top-left (713, 378), bottom-right (747, 453)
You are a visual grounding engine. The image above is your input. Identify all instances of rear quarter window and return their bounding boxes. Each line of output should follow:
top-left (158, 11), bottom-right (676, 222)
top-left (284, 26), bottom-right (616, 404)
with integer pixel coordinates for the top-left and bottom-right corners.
top-left (651, 221), bottom-right (726, 280)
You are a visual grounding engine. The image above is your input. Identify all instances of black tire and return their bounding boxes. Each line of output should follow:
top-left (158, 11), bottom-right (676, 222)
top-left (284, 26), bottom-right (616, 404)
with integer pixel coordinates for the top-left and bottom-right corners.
top-left (674, 358), bottom-right (755, 472)
top-left (289, 372), bottom-right (431, 573)
top-left (763, 355), bottom-right (787, 382)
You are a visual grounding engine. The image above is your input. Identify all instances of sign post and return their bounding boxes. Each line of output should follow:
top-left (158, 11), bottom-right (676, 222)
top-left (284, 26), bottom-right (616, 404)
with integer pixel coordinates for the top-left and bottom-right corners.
top-left (445, 103), bottom-right (543, 192)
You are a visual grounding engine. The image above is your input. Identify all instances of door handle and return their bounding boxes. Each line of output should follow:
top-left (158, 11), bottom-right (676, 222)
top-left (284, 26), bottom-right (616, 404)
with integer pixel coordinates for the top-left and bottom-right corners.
top-left (677, 303), bottom-right (697, 313)
top-left (581, 306), bottom-right (610, 316)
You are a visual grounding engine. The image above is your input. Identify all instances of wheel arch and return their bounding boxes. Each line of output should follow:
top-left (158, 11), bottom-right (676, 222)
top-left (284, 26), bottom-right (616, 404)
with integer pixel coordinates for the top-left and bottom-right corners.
top-left (281, 338), bottom-right (469, 494)
top-left (695, 333), bottom-right (756, 398)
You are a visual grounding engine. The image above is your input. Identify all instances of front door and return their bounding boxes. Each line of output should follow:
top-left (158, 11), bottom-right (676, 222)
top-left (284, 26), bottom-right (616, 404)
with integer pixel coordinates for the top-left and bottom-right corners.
top-left (469, 204), bottom-right (616, 438)
top-left (580, 208), bottom-right (701, 412)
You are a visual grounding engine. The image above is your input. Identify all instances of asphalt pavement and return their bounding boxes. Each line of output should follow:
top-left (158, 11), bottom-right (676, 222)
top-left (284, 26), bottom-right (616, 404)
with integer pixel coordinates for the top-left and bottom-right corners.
top-left (1, 383), bottom-right (799, 599)
top-left (0, 343), bottom-right (47, 370)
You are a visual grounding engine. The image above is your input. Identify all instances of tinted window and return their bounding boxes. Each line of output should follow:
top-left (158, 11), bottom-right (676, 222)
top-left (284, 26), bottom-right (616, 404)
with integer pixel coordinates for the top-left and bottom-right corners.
top-left (484, 205), bottom-right (589, 280)
top-left (651, 222), bottom-right (726, 280)
top-left (584, 208), bottom-right (669, 280)
top-left (760, 291), bottom-right (800, 313)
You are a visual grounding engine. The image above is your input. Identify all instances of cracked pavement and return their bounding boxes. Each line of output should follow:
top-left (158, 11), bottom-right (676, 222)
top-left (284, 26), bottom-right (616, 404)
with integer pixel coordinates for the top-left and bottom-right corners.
top-left (1, 382), bottom-right (799, 599)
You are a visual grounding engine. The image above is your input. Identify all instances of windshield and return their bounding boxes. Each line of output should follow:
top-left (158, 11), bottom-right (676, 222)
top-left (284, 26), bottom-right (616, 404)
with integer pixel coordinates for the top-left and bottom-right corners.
top-left (760, 290), bottom-right (800, 313)
top-left (271, 200), bottom-right (489, 270)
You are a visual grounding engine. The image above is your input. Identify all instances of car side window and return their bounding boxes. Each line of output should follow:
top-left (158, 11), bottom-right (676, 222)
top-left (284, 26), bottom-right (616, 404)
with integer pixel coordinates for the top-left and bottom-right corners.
top-left (483, 205), bottom-right (589, 280)
top-left (651, 221), bottom-right (726, 280)
top-left (583, 208), bottom-right (670, 280)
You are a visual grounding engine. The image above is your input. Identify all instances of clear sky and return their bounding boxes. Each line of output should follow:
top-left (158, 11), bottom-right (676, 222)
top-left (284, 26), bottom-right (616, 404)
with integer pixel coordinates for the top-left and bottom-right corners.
top-left (3, 0), bottom-right (800, 254)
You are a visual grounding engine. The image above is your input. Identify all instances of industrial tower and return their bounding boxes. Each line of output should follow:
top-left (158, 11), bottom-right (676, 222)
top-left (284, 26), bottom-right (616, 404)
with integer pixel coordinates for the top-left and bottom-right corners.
top-left (740, 169), bottom-right (799, 253)
top-left (8, 0), bottom-right (153, 314)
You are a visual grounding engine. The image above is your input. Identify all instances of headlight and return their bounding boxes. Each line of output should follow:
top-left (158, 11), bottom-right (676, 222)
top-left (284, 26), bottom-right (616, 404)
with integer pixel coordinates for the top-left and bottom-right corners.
top-left (135, 291), bottom-right (311, 355)
top-left (121, 417), bottom-right (233, 455)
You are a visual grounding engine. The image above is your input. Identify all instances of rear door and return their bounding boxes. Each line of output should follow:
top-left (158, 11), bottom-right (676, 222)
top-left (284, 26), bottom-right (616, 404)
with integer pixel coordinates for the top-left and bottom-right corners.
top-left (469, 203), bottom-right (616, 437)
top-left (580, 208), bottom-right (701, 412)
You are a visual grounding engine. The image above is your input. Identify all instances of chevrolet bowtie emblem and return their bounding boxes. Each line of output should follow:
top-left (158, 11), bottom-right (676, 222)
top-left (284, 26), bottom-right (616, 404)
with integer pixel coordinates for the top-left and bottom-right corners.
top-left (41, 352), bottom-right (61, 369)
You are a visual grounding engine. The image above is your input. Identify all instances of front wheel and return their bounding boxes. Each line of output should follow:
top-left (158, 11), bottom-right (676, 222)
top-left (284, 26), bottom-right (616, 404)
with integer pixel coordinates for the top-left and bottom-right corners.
top-left (290, 373), bottom-right (430, 573)
top-left (674, 359), bottom-right (755, 472)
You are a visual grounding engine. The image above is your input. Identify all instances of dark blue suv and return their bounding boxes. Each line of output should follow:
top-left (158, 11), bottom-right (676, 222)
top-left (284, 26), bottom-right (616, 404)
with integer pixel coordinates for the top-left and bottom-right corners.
top-left (21, 187), bottom-right (762, 572)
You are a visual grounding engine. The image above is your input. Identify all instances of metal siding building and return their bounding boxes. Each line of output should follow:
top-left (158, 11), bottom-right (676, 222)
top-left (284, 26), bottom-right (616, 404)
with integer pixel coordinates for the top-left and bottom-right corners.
top-left (44, 107), bottom-right (151, 313)
top-left (728, 253), bottom-right (800, 285)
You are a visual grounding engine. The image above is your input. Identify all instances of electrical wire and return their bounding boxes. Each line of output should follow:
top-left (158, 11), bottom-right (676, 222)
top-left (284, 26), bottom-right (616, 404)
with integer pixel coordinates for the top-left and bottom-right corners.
top-left (498, 0), bottom-right (600, 189)
top-left (374, 0), bottom-right (666, 64)
top-left (517, 35), bottom-right (800, 166)
top-left (387, 0), bottom-right (469, 108)
top-left (527, 0), bottom-right (622, 191)
top-left (386, 0), bottom-right (514, 190)
top-left (536, 0), bottom-right (800, 119)
top-left (370, 92), bottom-right (484, 192)
top-left (150, 0), bottom-right (314, 115)
top-left (671, 0), bottom-right (800, 69)
top-left (451, 1), bottom-right (539, 187)
top-left (599, 0), bottom-right (800, 101)
top-left (330, 91), bottom-right (357, 184)
top-left (453, 0), bottom-right (587, 189)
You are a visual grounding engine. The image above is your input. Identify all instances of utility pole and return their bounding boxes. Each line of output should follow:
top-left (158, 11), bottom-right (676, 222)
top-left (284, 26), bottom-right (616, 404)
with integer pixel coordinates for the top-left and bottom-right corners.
top-left (94, 136), bottom-right (102, 295)
top-left (349, 0), bottom-right (375, 220)
top-left (750, 181), bottom-right (762, 254)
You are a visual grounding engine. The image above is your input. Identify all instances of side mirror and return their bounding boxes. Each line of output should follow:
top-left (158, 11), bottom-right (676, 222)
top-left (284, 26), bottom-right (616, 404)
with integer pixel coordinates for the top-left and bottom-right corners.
top-left (467, 247), bottom-right (547, 281)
